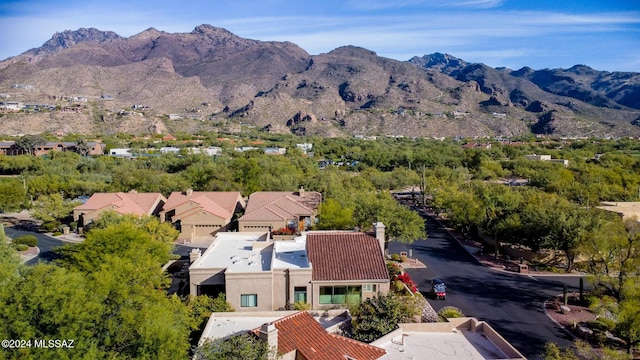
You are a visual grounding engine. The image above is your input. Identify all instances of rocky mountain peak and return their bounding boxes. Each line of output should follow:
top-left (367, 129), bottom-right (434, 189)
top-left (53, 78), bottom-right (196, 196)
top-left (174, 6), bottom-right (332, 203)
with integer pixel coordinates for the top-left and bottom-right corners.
top-left (192, 24), bottom-right (235, 38)
top-left (130, 27), bottom-right (164, 41)
top-left (37, 28), bottom-right (123, 54)
top-left (408, 53), bottom-right (468, 75)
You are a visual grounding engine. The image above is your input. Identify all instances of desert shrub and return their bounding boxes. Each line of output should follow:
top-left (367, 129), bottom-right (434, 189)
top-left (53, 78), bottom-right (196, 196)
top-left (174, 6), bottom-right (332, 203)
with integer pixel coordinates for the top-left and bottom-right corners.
top-left (43, 221), bottom-right (60, 232)
top-left (386, 261), bottom-right (402, 277)
top-left (293, 301), bottom-right (311, 310)
top-left (13, 243), bottom-right (28, 251)
top-left (595, 317), bottom-right (616, 331)
top-left (392, 280), bottom-right (405, 292)
top-left (13, 235), bottom-right (37, 247)
top-left (586, 320), bottom-right (609, 332)
top-left (437, 306), bottom-right (464, 321)
top-left (584, 295), bottom-right (600, 309)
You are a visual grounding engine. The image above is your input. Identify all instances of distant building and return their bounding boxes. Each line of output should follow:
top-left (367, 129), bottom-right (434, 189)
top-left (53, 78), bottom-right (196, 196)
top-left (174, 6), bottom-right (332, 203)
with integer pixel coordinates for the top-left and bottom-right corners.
top-left (295, 143), bottom-right (313, 154)
top-left (264, 147), bottom-right (287, 155)
top-left (109, 148), bottom-right (132, 157)
top-left (524, 154), bottom-right (569, 166)
top-left (597, 202), bottom-right (640, 221)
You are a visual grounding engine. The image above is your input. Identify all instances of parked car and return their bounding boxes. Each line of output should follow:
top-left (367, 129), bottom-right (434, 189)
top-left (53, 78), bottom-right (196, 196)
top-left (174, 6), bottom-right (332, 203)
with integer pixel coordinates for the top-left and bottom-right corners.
top-left (430, 278), bottom-right (446, 300)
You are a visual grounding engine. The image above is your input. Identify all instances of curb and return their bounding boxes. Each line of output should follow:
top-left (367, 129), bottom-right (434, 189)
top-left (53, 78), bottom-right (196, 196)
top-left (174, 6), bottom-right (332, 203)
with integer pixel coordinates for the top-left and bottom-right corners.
top-left (21, 246), bottom-right (40, 263)
top-left (422, 210), bottom-right (585, 278)
top-left (542, 296), bottom-right (578, 341)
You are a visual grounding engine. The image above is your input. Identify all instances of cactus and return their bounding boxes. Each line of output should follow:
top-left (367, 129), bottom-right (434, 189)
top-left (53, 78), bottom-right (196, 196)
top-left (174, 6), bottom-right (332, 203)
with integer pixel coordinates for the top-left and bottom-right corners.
top-left (579, 277), bottom-right (584, 304)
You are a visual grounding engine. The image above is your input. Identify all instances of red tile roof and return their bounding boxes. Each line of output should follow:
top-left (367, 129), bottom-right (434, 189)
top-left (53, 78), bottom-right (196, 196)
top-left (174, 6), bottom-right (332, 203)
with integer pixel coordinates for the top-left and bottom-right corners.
top-left (253, 312), bottom-right (385, 360)
top-left (74, 192), bottom-right (165, 216)
top-left (163, 191), bottom-right (244, 220)
top-left (239, 191), bottom-right (321, 222)
top-left (306, 233), bottom-right (389, 282)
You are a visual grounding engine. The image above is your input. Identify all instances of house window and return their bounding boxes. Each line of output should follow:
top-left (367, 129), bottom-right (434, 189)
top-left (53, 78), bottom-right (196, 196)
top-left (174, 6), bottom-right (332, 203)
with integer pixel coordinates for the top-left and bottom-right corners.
top-left (294, 287), bottom-right (307, 303)
top-left (362, 284), bottom-right (376, 292)
top-left (240, 294), bottom-right (257, 307)
top-left (319, 286), bottom-right (362, 304)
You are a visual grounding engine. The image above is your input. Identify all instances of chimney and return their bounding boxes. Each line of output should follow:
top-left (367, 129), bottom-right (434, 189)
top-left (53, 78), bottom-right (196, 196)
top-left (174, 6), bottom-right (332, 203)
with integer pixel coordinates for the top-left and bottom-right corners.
top-left (373, 222), bottom-right (386, 256)
top-left (258, 322), bottom-right (278, 353)
top-left (299, 186), bottom-right (305, 197)
top-left (185, 188), bottom-right (193, 197)
top-left (189, 248), bottom-right (201, 264)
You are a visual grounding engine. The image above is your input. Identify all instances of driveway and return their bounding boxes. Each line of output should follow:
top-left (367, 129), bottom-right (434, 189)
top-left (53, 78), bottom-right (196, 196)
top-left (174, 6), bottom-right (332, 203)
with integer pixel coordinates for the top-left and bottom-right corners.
top-left (389, 214), bottom-right (581, 360)
top-left (5, 226), bottom-right (66, 265)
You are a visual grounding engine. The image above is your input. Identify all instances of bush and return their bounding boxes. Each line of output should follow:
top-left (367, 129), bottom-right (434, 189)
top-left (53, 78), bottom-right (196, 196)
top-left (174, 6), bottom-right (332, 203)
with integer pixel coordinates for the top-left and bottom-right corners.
top-left (437, 306), bottom-right (464, 321)
top-left (586, 319), bottom-right (609, 332)
top-left (69, 222), bottom-right (78, 231)
top-left (391, 254), bottom-right (401, 262)
top-left (13, 243), bottom-right (28, 251)
top-left (400, 255), bottom-right (408, 263)
top-left (43, 221), bottom-right (60, 232)
top-left (584, 295), bottom-right (600, 309)
top-left (13, 235), bottom-right (37, 247)
top-left (595, 317), bottom-right (616, 331)
top-left (386, 261), bottom-right (402, 277)
top-left (293, 301), bottom-right (311, 310)
top-left (52, 231), bottom-right (63, 236)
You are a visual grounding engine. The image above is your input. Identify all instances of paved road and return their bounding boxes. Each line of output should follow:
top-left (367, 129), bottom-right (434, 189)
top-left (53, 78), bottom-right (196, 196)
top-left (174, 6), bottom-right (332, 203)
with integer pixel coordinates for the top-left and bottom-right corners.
top-left (5, 226), bottom-right (66, 265)
top-left (389, 214), bottom-right (582, 360)
top-left (5, 225), bottom-right (208, 265)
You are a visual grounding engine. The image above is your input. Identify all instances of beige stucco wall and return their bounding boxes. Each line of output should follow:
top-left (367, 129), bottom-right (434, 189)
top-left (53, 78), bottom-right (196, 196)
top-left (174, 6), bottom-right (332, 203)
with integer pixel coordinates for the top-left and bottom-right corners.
top-left (168, 203), bottom-right (231, 238)
top-left (190, 268), bottom-right (226, 295)
top-left (271, 268), bottom-right (313, 309)
top-left (73, 206), bottom-right (113, 223)
top-left (225, 272), bottom-right (274, 311)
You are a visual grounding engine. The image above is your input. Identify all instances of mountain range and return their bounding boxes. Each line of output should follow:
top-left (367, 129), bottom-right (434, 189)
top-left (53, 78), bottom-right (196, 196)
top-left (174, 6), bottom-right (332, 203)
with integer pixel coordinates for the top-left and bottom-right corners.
top-left (1, 24), bottom-right (639, 138)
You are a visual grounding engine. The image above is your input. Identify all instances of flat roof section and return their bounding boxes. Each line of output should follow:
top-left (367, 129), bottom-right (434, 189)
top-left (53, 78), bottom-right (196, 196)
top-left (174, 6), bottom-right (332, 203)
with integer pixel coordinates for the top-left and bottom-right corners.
top-left (191, 232), bottom-right (273, 272)
top-left (200, 311), bottom-right (298, 343)
top-left (273, 237), bottom-right (310, 269)
top-left (372, 319), bottom-right (525, 360)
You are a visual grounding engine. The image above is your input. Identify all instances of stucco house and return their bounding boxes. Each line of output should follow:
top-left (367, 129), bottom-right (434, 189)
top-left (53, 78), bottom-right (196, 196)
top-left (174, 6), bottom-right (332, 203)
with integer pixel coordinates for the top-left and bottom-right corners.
top-left (72, 191), bottom-right (166, 225)
top-left (188, 223), bottom-right (390, 311)
top-left (238, 188), bottom-right (321, 233)
top-left (160, 189), bottom-right (245, 241)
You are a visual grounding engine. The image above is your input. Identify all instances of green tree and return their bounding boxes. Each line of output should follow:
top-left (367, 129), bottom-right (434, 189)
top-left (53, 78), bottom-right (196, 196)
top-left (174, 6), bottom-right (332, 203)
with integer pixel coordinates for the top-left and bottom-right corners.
top-left (14, 134), bottom-right (46, 155)
top-left (353, 191), bottom-right (426, 244)
top-left (350, 292), bottom-right (423, 342)
top-left (31, 193), bottom-right (80, 224)
top-left (56, 214), bottom-right (177, 277)
top-left (0, 178), bottom-right (27, 212)
top-left (316, 198), bottom-right (355, 230)
top-left (195, 334), bottom-right (277, 360)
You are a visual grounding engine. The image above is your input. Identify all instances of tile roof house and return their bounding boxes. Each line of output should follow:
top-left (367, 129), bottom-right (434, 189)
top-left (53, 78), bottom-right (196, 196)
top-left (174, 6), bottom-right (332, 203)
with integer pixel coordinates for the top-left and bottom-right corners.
top-left (238, 188), bottom-right (321, 233)
top-left (252, 311), bottom-right (386, 360)
top-left (34, 141), bottom-right (105, 156)
top-left (72, 191), bottom-right (166, 225)
top-left (0, 141), bottom-right (105, 156)
top-left (189, 224), bottom-right (390, 311)
top-left (160, 189), bottom-right (245, 241)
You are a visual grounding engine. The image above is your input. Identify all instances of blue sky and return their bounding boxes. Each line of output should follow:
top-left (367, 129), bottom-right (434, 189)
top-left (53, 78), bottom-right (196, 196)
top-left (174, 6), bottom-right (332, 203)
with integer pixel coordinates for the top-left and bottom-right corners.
top-left (1, 0), bottom-right (639, 71)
